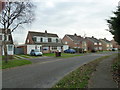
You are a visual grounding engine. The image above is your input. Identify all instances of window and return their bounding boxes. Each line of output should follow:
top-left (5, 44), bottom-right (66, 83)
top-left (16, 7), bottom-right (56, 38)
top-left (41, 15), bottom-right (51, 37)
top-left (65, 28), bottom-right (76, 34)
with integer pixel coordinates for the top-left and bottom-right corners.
top-left (48, 38), bottom-right (51, 42)
top-left (52, 38), bottom-right (56, 42)
top-left (37, 37), bottom-right (40, 42)
top-left (32, 37), bottom-right (37, 42)
top-left (6, 35), bottom-right (9, 41)
top-left (99, 43), bottom-right (102, 45)
top-left (41, 38), bottom-right (43, 42)
top-left (8, 45), bottom-right (13, 51)
top-left (0, 35), bottom-right (2, 40)
top-left (99, 47), bottom-right (102, 50)
top-left (56, 39), bottom-right (58, 43)
top-left (27, 39), bottom-right (29, 43)
top-left (107, 44), bottom-right (109, 47)
top-left (94, 47), bottom-right (98, 50)
top-left (65, 41), bottom-right (68, 44)
top-left (9, 35), bottom-right (11, 41)
top-left (94, 43), bottom-right (97, 45)
top-left (43, 37), bottom-right (48, 42)
top-left (52, 46), bottom-right (57, 50)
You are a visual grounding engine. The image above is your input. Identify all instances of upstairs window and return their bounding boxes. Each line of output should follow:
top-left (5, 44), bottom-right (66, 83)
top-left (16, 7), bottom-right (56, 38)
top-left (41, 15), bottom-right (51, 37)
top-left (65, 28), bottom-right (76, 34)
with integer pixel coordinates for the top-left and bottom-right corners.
top-left (94, 43), bottom-right (97, 45)
top-left (37, 37), bottom-right (41, 42)
top-left (48, 38), bottom-right (51, 42)
top-left (41, 38), bottom-right (43, 42)
top-left (0, 35), bottom-right (2, 40)
top-left (99, 43), bottom-right (102, 45)
top-left (43, 37), bottom-right (48, 42)
top-left (32, 37), bottom-right (37, 42)
top-left (52, 38), bottom-right (56, 43)
top-left (65, 41), bottom-right (68, 44)
top-left (56, 39), bottom-right (58, 43)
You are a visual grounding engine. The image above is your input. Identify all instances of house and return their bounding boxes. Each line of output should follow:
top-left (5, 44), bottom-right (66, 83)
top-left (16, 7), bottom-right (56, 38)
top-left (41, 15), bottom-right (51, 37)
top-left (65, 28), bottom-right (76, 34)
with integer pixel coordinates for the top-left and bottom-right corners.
top-left (85, 36), bottom-right (102, 51)
top-left (62, 34), bottom-right (87, 52)
top-left (0, 28), bottom-right (14, 56)
top-left (100, 38), bottom-right (113, 51)
top-left (111, 40), bottom-right (120, 50)
top-left (22, 30), bottom-right (63, 54)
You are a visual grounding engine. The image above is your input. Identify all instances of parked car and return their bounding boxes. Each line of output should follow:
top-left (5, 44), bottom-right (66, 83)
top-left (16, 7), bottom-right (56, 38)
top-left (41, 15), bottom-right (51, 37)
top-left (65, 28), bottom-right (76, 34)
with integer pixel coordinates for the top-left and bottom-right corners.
top-left (64, 49), bottom-right (76, 53)
top-left (30, 49), bottom-right (43, 56)
top-left (112, 48), bottom-right (118, 51)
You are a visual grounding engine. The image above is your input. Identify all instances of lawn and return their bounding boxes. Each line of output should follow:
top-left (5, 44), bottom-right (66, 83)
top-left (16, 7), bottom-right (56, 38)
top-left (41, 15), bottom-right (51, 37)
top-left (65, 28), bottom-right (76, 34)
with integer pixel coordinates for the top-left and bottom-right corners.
top-left (53, 55), bottom-right (111, 88)
top-left (1, 59), bottom-right (32, 69)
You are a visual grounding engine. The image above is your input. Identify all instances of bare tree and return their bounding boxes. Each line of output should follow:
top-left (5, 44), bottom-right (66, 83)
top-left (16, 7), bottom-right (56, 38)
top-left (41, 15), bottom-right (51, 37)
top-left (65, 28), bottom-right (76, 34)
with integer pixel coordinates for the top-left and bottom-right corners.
top-left (0, 0), bottom-right (35, 63)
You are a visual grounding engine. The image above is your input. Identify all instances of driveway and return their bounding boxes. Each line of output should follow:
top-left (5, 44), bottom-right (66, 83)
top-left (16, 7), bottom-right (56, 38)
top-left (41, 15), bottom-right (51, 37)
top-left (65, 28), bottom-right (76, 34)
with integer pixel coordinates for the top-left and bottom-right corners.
top-left (2, 52), bottom-right (117, 88)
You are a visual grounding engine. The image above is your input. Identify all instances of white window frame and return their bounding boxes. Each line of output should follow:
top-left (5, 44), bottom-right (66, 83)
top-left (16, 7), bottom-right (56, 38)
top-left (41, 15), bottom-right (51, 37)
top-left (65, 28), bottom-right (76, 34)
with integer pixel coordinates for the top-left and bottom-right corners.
top-left (43, 37), bottom-right (48, 42)
top-left (94, 43), bottom-right (97, 45)
top-left (65, 41), bottom-right (68, 44)
top-left (99, 43), bottom-right (102, 45)
top-left (37, 37), bottom-right (41, 42)
top-left (52, 38), bottom-right (56, 43)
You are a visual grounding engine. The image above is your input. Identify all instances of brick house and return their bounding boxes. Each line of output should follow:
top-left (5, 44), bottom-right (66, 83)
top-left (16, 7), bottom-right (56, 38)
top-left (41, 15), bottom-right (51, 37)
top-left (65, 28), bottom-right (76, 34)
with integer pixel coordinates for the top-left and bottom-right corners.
top-left (85, 36), bottom-right (102, 51)
top-left (99, 38), bottom-right (113, 51)
top-left (111, 40), bottom-right (120, 49)
top-left (0, 28), bottom-right (14, 55)
top-left (62, 34), bottom-right (87, 52)
top-left (22, 30), bottom-right (63, 54)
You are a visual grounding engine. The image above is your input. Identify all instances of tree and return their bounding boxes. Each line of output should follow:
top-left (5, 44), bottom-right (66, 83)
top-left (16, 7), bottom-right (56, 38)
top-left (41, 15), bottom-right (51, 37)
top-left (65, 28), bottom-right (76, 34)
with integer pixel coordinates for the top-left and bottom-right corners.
top-left (107, 6), bottom-right (120, 45)
top-left (0, 1), bottom-right (35, 63)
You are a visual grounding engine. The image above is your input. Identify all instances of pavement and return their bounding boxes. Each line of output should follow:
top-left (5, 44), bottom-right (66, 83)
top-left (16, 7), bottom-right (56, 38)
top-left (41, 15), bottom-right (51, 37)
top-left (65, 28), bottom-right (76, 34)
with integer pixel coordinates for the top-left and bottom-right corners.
top-left (88, 55), bottom-right (118, 88)
top-left (2, 52), bottom-right (117, 88)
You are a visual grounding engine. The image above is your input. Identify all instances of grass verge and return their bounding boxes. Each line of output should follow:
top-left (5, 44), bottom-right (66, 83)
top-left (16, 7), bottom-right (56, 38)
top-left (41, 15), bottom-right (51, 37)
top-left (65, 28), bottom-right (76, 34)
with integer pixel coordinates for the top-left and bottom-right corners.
top-left (1, 59), bottom-right (32, 69)
top-left (53, 55), bottom-right (111, 88)
top-left (111, 52), bottom-right (120, 88)
top-left (44, 53), bottom-right (85, 58)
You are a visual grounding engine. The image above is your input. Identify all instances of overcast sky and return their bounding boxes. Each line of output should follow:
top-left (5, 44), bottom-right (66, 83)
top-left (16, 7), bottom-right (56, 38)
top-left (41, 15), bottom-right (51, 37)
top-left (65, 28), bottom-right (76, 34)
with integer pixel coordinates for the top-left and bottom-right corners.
top-left (12, 0), bottom-right (119, 44)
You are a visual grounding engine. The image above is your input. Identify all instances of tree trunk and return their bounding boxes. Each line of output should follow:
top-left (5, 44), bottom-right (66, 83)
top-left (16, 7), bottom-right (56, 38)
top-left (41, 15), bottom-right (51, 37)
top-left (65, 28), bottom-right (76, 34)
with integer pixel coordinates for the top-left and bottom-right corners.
top-left (3, 41), bottom-right (8, 63)
top-left (3, 30), bottom-right (8, 63)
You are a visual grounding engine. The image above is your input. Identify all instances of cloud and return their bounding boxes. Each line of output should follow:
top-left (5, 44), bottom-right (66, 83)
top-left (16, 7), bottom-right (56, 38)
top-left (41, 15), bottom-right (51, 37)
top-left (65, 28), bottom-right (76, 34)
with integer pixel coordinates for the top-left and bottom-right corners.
top-left (13, 0), bottom-right (119, 44)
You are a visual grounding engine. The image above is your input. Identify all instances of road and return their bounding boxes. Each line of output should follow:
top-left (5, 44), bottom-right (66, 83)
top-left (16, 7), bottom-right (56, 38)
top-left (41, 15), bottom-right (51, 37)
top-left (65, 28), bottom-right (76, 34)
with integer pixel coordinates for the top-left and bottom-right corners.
top-left (2, 52), bottom-right (116, 88)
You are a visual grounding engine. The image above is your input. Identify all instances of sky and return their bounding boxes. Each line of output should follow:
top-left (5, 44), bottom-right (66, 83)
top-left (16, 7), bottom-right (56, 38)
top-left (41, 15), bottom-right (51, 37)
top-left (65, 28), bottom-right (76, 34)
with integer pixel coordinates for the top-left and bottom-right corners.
top-left (12, 0), bottom-right (120, 44)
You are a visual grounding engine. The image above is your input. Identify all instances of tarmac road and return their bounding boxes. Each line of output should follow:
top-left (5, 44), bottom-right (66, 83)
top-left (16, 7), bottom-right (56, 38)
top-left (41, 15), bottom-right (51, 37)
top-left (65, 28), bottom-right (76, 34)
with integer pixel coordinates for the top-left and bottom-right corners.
top-left (2, 52), bottom-right (116, 88)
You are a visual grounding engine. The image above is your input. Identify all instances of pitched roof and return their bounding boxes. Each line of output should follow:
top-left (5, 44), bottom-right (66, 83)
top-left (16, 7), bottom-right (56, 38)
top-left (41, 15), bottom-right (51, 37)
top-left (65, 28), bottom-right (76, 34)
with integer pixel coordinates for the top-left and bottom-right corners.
top-left (100, 38), bottom-right (111, 43)
top-left (86, 37), bottom-right (101, 43)
top-left (66, 34), bottom-right (84, 43)
top-left (28, 31), bottom-right (58, 37)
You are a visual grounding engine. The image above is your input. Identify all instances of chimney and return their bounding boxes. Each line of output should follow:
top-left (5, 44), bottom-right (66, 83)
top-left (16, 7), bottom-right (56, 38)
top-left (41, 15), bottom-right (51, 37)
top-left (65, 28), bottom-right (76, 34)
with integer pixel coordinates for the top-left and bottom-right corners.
top-left (45, 30), bottom-right (47, 34)
top-left (104, 38), bottom-right (106, 40)
top-left (74, 33), bottom-right (77, 36)
top-left (92, 36), bottom-right (94, 38)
